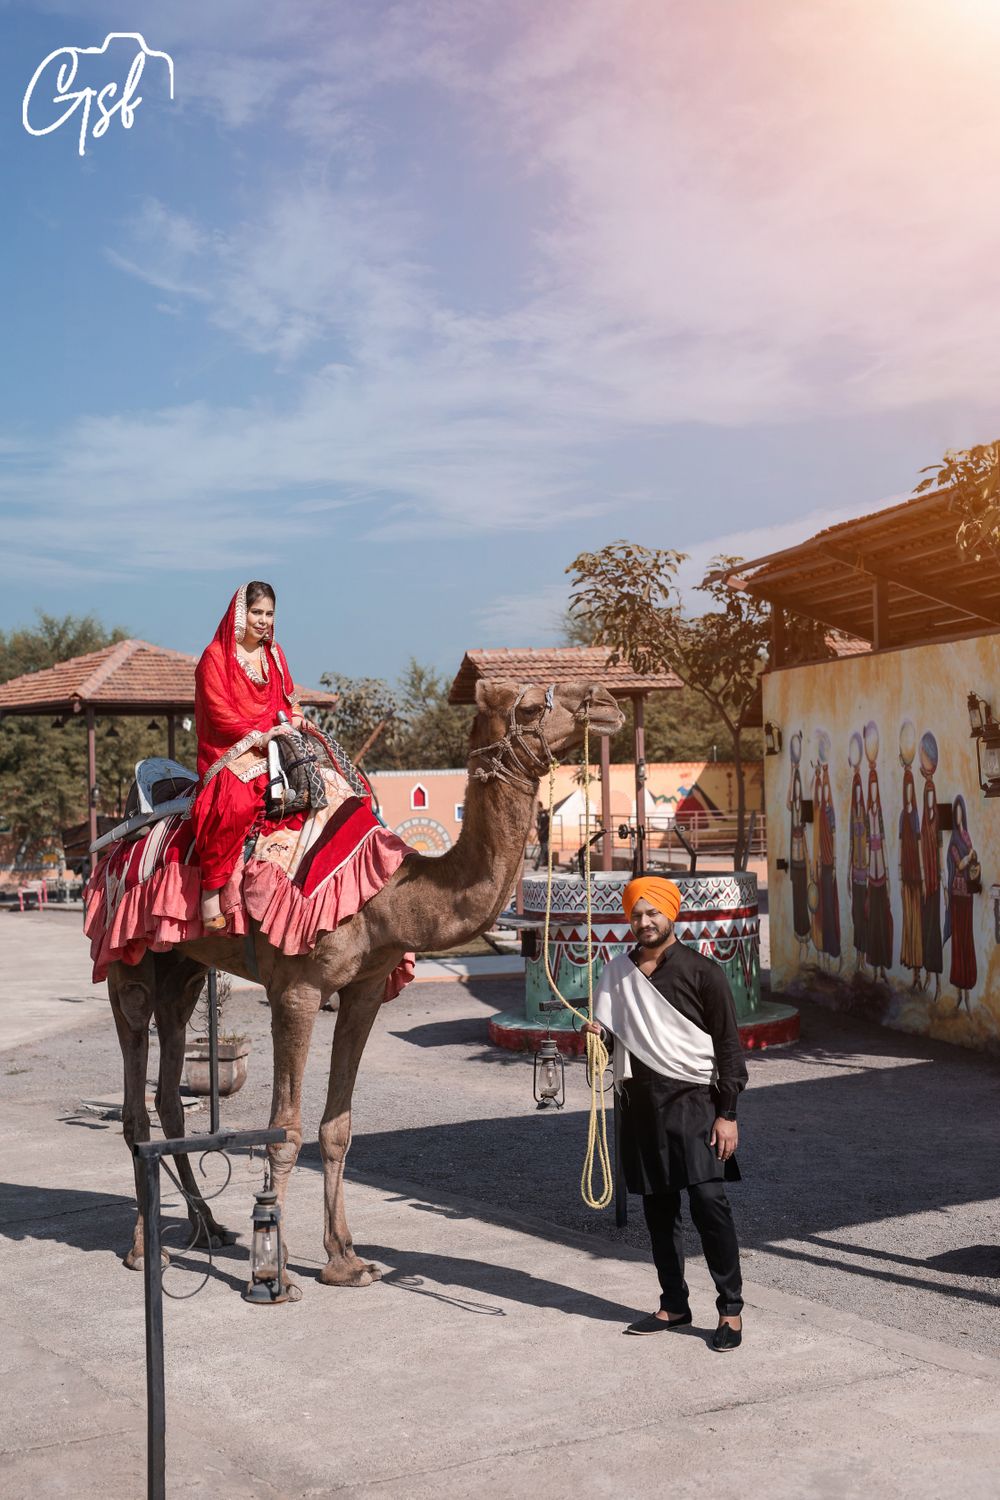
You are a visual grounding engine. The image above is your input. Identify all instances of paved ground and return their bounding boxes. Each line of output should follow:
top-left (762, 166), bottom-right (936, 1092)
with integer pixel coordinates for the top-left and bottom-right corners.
top-left (2, 908), bottom-right (1000, 1497)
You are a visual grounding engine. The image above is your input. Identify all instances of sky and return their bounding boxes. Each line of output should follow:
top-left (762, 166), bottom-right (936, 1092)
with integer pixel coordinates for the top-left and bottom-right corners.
top-left (2, 0), bottom-right (1000, 688)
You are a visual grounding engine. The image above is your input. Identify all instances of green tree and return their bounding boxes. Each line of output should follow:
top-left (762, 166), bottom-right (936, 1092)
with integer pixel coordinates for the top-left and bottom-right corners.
top-left (316, 673), bottom-right (399, 761)
top-left (0, 614), bottom-right (195, 852)
top-left (388, 660), bottom-right (470, 769)
top-left (568, 543), bottom-right (827, 867)
top-left (914, 440), bottom-right (1000, 560)
top-left (560, 610), bottom-right (758, 763)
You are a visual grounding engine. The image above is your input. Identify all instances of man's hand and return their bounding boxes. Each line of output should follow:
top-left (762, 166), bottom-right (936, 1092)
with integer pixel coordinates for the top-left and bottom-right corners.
top-left (581, 1021), bottom-right (602, 1037)
top-left (710, 1117), bottom-right (738, 1161)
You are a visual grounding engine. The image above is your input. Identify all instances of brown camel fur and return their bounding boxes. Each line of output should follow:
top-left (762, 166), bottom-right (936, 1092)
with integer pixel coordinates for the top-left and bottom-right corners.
top-left (107, 678), bottom-right (623, 1285)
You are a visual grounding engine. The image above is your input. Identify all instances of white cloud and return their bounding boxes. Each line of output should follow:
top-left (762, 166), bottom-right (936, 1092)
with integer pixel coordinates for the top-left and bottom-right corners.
top-left (473, 582), bottom-right (570, 646)
top-left (12, 0), bottom-right (1000, 582)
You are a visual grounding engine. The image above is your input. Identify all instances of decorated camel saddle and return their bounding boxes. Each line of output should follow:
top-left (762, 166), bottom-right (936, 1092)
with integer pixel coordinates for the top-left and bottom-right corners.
top-left (84, 724), bottom-right (415, 992)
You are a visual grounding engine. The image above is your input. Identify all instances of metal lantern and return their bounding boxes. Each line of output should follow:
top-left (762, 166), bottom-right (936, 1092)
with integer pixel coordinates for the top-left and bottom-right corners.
top-left (533, 1036), bottom-right (565, 1110)
top-left (968, 692), bottom-right (989, 737)
top-left (968, 692), bottom-right (1000, 797)
top-left (975, 724), bottom-right (1000, 798)
top-left (764, 721), bottom-right (783, 756)
top-left (243, 1169), bottom-right (288, 1304)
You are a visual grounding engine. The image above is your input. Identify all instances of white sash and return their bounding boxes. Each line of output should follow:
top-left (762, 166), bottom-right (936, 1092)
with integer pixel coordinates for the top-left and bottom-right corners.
top-left (593, 953), bottom-right (718, 1092)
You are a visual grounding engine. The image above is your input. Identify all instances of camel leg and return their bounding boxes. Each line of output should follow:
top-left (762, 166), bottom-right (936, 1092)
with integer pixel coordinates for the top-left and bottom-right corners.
top-left (151, 953), bottom-right (237, 1249)
top-left (108, 962), bottom-right (162, 1271)
top-left (266, 978), bottom-right (323, 1278)
top-left (318, 978), bottom-right (384, 1288)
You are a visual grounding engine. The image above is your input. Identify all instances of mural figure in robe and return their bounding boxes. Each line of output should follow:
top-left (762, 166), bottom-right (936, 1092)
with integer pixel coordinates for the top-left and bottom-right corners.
top-left (847, 730), bottom-right (869, 973)
top-left (918, 731), bottom-right (943, 1001)
top-left (897, 720), bottom-right (923, 991)
top-left (864, 720), bottom-right (893, 981)
top-left (786, 731), bottom-right (811, 960)
top-left (810, 743), bottom-right (825, 954)
top-left (945, 793), bottom-right (978, 1012)
top-left (818, 762), bottom-right (841, 969)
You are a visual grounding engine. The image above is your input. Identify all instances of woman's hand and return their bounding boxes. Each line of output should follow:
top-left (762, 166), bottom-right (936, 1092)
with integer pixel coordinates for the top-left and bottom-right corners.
top-left (291, 713), bottom-right (304, 730)
top-left (264, 724), bottom-right (294, 746)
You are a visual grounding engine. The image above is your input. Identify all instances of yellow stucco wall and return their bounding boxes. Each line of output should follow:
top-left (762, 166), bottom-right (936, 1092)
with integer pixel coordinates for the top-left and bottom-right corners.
top-left (763, 634), bottom-right (1000, 1050)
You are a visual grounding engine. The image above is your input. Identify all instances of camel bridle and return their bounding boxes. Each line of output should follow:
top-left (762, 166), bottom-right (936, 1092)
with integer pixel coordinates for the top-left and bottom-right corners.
top-left (470, 684), bottom-right (571, 793)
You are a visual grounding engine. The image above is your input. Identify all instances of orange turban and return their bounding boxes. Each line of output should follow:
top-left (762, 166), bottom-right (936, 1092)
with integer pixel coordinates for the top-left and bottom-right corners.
top-left (622, 877), bottom-right (682, 922)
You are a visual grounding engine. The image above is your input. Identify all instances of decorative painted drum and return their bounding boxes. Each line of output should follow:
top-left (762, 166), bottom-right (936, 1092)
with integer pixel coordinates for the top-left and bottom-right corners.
top-left (521, 871), bottom-right (761, 1029)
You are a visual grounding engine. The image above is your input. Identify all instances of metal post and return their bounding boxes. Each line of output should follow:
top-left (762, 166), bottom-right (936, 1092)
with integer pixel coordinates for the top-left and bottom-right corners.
top-left (599, 730), bottom-right (613, 872)
top-left (613, 1090), bottom-right (628, 1229)
top-left (167, 716), bottom-right (176, 762)
top-left (207, 969), bottom-right (220, 1135)
top-left (633, 695), bottom-right (646, 874)
top-left (141, 1156), bottom-right (166, 1500)
top-left (134, 1128), bottom-right (286, 1500)
top-left (86, 706), bottom-right (98, 866)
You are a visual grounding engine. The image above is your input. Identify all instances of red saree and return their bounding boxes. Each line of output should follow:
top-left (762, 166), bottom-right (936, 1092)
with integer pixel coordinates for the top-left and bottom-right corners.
top-left (190, 586), bottom-right (300, 891)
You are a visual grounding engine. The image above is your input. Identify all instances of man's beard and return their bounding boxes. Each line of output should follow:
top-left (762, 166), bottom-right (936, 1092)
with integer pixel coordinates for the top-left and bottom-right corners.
top-left (638, 920), bottom-right (673, 948)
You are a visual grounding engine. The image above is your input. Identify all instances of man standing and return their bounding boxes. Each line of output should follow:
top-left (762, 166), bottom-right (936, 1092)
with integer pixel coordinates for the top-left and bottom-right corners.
top-left (585, 876), bottom-right (747, 1349)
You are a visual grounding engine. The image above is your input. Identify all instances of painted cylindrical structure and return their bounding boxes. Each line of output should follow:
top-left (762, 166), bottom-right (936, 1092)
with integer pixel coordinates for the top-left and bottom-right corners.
top-left (521, 870), bottom-right (761, 1028)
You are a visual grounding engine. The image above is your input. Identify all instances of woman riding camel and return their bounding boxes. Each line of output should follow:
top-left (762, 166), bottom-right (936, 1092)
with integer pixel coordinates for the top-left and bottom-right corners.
top-left (191, 581), bottom-right (303, 930)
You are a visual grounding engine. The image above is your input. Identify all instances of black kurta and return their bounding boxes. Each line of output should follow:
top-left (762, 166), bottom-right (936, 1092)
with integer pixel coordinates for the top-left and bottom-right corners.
top-left (608, 942), bottom-right (748, 1195)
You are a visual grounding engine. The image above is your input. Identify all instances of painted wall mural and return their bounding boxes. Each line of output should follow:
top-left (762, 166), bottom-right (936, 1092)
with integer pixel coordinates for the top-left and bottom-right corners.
top-left (764, 634), bottom-right (999, 1051)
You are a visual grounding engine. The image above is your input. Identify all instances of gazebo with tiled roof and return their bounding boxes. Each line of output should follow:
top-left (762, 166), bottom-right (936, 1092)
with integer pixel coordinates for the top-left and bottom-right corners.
top-left (0, 638), bottom-right (337, 858)
top-left (449, 645), bottom-right (682, 872)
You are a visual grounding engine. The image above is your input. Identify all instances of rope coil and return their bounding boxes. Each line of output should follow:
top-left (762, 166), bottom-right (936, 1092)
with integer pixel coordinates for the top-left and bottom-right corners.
top-left (541, 719), bottom-right (614, 1210)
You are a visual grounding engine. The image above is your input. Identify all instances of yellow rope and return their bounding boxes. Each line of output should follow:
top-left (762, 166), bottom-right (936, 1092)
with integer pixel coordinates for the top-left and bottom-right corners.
top-left (541, 720), bottom-right (614, 1210)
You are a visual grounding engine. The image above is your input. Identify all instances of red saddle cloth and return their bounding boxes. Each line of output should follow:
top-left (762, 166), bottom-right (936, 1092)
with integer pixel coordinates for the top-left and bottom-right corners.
top-left (84, 794), bottom-right (416, 998)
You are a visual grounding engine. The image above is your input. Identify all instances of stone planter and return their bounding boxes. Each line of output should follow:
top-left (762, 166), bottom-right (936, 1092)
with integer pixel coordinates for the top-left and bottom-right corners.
top-left (183, 1037), bottom-right (251, 1097)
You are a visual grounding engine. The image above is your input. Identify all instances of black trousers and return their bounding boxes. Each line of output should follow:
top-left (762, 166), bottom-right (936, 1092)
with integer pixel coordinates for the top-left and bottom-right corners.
top-left (642, 1181), bottom-right (743, 1316)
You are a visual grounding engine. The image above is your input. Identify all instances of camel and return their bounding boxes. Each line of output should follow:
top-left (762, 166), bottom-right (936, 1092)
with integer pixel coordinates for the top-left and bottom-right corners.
top-left (108, 678), bottom-right (624, 1286)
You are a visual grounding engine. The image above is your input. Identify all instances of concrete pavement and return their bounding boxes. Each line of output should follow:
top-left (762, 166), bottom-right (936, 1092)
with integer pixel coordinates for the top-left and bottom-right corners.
top-left (3, 910), bottom-right (1000, 1497)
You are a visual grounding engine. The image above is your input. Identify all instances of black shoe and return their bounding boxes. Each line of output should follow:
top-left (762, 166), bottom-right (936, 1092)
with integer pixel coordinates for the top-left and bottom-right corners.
top-left (624, 1311), bottom-right (692, 1335)
top-left (711, 1321), bottom-right (742, 1351)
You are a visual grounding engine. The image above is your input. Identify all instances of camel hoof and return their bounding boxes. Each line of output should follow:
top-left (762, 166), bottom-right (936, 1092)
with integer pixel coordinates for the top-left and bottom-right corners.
top-left (318, 1259), bottom-right (382, 1288)
top-left (196, 1224), bottom-right (238, 1250)
top-left (124, 1248), bottom-right (170, 1271)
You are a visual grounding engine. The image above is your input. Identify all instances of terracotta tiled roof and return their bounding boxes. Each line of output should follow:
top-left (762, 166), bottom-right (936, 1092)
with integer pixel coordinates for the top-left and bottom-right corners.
top-left (448, 647), bottom-right (682, 704)
top-left (0, 638), bottom-right (337, 716)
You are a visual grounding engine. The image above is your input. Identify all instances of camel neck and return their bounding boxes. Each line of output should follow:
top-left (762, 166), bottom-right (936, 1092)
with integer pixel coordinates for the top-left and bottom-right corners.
top-left (434, 762), bottom-right (536, 925)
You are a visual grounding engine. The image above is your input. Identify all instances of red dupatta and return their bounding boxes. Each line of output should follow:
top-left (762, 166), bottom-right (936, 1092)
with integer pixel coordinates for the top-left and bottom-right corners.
top-left (194, 584), bottom-right (297, 777)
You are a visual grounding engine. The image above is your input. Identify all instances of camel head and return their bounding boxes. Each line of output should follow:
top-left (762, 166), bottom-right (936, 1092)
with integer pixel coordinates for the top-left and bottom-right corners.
top-left (470, 678), bottom-right (625, 790)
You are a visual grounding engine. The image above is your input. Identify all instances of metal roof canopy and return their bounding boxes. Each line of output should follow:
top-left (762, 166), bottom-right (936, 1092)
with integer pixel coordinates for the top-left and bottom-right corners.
top-left (448, 645), bottom-right (682, 874)
top-left (0, 638), bottom-right (337, 861)
top-left (718, 490), bottom-right (1000, 656)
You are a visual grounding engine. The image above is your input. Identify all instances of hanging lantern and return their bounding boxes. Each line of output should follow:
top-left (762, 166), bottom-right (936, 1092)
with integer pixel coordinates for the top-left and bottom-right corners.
top-left (533, 1036), bottom-right (565, 1110)
top-left (243, 1170), bottom-right (289, 1304)
top-left (764, 721), bottom-right (783, 756)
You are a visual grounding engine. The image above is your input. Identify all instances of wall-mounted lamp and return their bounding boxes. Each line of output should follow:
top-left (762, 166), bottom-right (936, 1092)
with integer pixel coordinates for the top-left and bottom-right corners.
top-left (968, 692), bottom-right (1000, 797)
top-left (968, 692), bottom-right (991, 737)
top-left (764, 722), bottom-right (783, 756)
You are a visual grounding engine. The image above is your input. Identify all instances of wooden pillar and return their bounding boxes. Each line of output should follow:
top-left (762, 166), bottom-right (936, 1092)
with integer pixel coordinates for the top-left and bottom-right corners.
top-left (167, 715), bottom-right (176, 762)
top-left (633, 694), bottom-right (647, 871)
top-left (599, 726), bottom-right (613, 871)
top-left (86, 706), bottom-right (98, 860)
top-left (770, 605), bottom-right (787, 669)
top-left (872, 577), bottom-right (890, 651)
